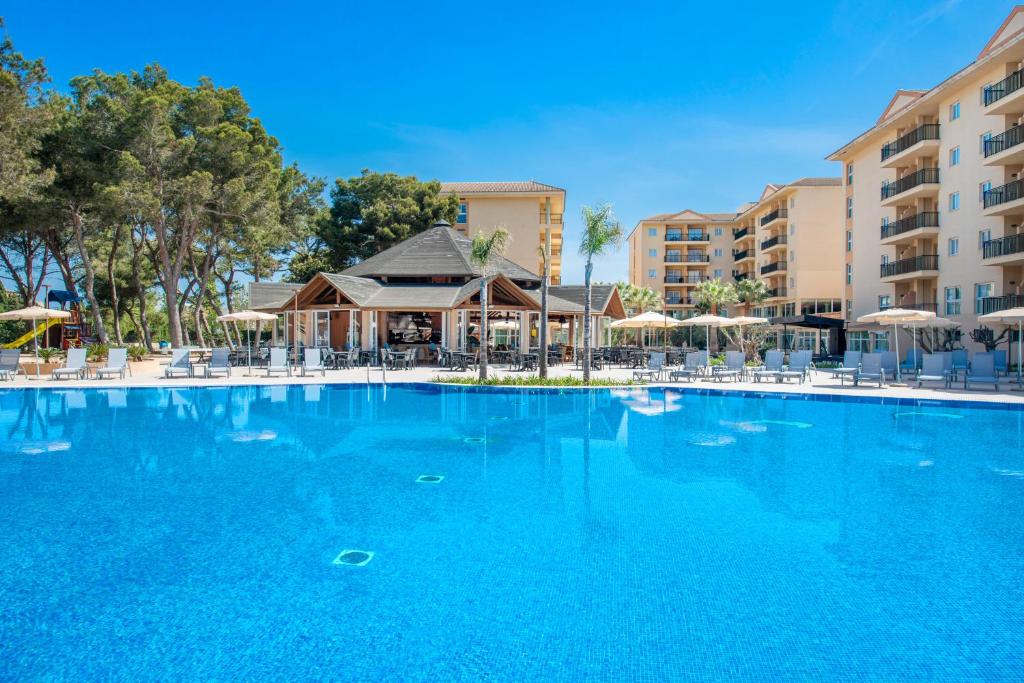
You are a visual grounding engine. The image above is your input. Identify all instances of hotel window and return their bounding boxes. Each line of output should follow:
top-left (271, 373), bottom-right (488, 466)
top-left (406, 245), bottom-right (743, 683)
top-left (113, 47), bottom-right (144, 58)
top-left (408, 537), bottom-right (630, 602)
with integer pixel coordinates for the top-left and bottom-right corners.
top-left (948, 238), bottom-right (959, 256)
top-left (978, 229), bottom-right (991, 248)
top-left (789, 223), bottom-right (795, 235)
top-left (713, 248), bottom-right (723, 257)
top-left (456, 202), bottom-right (468, 224)
top-left (949, 101), bottom-right (960, 121)
top-left (782, 303), bottom-right (796, 316)
top-left (789, 198), bottom-right (795, 209)
top-left (789, 251), bottom-right (794, 262)
top-left (944, 286), bottom-right (961, 316)
top-left (879, 295), bottom-right (891, 309)
top-left (648, 248), bottom-right (657, 258)
top-left (949, 146), bottom-right (960, 166)
top-left (845, 264), bottom-right (852, 284)
top-left (713, 268), bottom-right (723, 278)
top-left (847, 163), bottom-right (854, 185)
top-left (874, 331), bottom-right (890, 351)
top-left (647, 269), bottom-right (656, 278)
top-left (881, 254), bottom-right (889, 266)
top-left (980, 180), bottom-right (992, 202)
top-left (846, 197), bottom-right (853, 218)
top-left (647, 227), bottom-right (656, 237)
top-left (714, 227), bottom-right (723, 236)
top-left (846, 231), bottom-right (852, 252)
top-left (974, 282), bottom-right (994, 313)
top-left (849, 331), bottom-right (870, 351)
top-left (981, 131), bottom-right (992, 154)
top-left (948, 192), bottom-right (960, 211)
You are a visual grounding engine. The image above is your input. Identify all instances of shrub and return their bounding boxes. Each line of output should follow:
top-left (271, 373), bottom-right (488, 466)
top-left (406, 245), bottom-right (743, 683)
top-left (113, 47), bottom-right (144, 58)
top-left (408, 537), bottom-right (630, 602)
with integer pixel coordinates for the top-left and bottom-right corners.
top-left (86, 343), bottom-right (109, 362)
top-left (37, 347), bottom-right (61, 363)
top-left (126, 345), bottom-right (148, 362)
top-left (432, 375), bottom-right (635, 387)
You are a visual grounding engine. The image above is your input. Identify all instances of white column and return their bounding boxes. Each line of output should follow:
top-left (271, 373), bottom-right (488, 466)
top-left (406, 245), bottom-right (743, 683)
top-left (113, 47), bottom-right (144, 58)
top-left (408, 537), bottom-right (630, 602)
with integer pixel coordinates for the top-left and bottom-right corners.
top-left (519, 311), bottom-right (529, 350)
top-left (369, 312), bottom-right (378, 350)
top-left (441, 311), bottom-right (449, 348)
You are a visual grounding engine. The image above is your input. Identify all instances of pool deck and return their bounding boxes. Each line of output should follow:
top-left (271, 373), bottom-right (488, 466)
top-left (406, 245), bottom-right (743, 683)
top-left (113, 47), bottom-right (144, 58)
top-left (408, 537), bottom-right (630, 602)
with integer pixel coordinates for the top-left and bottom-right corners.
top-left (4, 357), bottom-right (1024, 406)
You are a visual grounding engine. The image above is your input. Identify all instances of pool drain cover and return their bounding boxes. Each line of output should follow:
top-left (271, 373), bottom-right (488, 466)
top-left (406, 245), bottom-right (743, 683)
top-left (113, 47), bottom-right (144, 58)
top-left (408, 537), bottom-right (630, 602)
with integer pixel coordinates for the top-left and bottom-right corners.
top-left (416, 474), bottom-right (444, 484)
top-left (334, 550), bottom-right (374, 566)
top-left (463, 437), bottom-right (485, 444)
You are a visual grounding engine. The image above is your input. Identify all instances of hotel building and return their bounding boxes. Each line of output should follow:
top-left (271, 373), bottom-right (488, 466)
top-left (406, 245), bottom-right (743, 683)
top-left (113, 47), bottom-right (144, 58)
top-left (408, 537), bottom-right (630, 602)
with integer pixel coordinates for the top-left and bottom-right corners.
top-left (828, 7), bottom-right (1024, 350)
top-left (440, 181), bottom-right (566, 284)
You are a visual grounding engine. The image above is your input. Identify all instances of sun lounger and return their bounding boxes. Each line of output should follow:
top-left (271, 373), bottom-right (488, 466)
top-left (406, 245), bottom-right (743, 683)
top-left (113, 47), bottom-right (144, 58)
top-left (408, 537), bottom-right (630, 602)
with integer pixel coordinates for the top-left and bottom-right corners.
top-left (950, 349), bottom-right (968, 379)
top-left (753, 350), bottom-right (784, 383)
top-left (301, 348), bottom-right (325, 376)
top-left (779, 350), bottom-right (812, 384)
top-left (916, 354), bottom-right (950, 388)
top-left (832, 350), bottom-right (861, 385)
top-left (880, 351), bottom-right (898, 381)
top-left (95, 348), bottom-right (129, 380)
top-left (164, 348), bottom-right (192, 378)
top-left (53, 348), bottom-right (88, 380)
top-left (633, 352), bottom-right (665, 383)
top-left (994, 349), bottom-right (1008, 376)
top-left (0, 349), bottom-right (21, 380)
top-left (855, 353), bottom-right (885, 387)
top-left (266, 348), bottom-right (291, 377)
top-left (713, 351), bottom-right (745, 382)
top-left (204, 347), bottom-right (232, 378)
top-left (964, 354), bottom-right (999, 390)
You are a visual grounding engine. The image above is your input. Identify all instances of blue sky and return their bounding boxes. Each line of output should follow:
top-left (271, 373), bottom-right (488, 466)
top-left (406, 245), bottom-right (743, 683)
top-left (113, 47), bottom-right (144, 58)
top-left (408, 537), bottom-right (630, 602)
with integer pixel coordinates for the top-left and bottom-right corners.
top-left (3, 0), bottom-right (1015, 283)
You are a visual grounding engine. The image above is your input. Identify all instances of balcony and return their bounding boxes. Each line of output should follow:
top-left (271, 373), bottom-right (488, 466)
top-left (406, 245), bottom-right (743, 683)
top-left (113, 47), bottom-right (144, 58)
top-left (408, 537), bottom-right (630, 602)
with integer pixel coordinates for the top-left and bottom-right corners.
top-left (665, 254), bottom-right (683, 263)
top-left (733, 248), bottom-right (754, 263)
top-left (733, 227), bottom-right (750, 241)
top-left (539, 212), bottom-right (563, 224)
top-left (983, 68), bottom-right (1024, 115)
top-left (684, 254), bottom-right (711, 263)
top-left (879, 254), bottom-right (939, 282)
top-left (880, 168), bottom-right (940, 207)
top-left (880, 124), bottom-right (940, 168)
top-left (665, 232), bottom-right (710, 242)
top-left (979, 293), bottom-right (1024, 315)
top-left (760, 209), bottom-right (787, 227)
top-left (732, 270), bottom-right (750, 282)
top-left (983, 123), bottom-right (1024, 166)
top-left (760, 261), bottom-right (787, 276)
top-left (983, 232), bottom-right (1024, 266)
top-left (766, 287), bottom-right (788, 299)
top-left (983, 178), bottom-right (1024, 216)
top-left (880, 211), bottom-right (940, 245)
top-left (664, 275), bottom-right (683, 284)
top-left (760, 234), bottom-right (787, 252)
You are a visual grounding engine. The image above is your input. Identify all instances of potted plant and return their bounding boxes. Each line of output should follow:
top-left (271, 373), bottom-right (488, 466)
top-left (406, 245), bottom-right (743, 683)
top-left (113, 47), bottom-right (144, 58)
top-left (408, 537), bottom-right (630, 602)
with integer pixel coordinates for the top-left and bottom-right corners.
top-left (34, 347), bottom-right (62, 375)
top-left (85, 343), bottom-right (109, 373)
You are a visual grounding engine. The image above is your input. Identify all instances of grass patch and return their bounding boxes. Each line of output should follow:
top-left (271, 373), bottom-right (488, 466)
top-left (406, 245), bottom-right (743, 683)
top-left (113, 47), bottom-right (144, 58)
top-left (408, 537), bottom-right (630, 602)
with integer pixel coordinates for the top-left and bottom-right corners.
top-left (431, 375), bottom-right (636, 387)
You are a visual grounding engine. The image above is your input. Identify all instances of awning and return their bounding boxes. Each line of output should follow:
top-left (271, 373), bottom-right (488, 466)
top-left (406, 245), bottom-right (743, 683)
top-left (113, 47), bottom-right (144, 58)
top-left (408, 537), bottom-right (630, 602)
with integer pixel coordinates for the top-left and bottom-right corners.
top-left (47, 290), bottom-right (80, 306)
top-left (768, 314), bottom-right (845, 329)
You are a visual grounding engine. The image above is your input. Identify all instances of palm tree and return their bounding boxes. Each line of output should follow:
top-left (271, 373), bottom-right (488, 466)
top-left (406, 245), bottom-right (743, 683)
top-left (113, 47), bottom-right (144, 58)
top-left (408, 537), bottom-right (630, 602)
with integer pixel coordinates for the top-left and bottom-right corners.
top-left (692, 278), bottom-right (738, 315)
top-left (628, 286), bottom-right (662, 314)
top-left (735, 278), bottom-right (769, 315)
top-left (469, 228), bottom-right (510, 381)
top-left (579, 203), bottom-right (622, 384)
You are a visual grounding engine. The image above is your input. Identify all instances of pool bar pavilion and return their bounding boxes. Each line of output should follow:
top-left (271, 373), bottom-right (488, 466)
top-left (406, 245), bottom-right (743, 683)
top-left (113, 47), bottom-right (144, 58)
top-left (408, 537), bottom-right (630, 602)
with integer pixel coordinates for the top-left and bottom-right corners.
top-left (249, 222), bottom-right (626, 362)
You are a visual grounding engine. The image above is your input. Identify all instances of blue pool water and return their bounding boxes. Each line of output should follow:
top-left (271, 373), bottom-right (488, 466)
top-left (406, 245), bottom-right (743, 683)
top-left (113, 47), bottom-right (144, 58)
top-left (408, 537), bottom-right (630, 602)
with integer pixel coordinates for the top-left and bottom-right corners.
top-left (1, 384), bottom-right (1023, 681)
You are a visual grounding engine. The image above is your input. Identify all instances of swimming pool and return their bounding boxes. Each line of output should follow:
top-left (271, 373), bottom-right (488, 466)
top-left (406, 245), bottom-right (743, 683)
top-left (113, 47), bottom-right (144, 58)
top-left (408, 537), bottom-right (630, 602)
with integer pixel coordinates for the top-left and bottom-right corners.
top-left (0, 383), bottom-right (1021, 680)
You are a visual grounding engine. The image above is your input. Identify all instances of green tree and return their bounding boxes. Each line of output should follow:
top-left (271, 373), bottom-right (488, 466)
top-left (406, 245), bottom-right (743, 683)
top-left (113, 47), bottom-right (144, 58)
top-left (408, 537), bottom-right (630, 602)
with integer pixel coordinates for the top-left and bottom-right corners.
top-left (317, 170), bottom-right (458, 269)
top-left (579, 203), bottom-right (622, 384)
top-left (692, 278), bottom-right (737, 315)
top-left (469, 228), bottom-right (510, 381)
top-left (735, 278), bottom-right (768, 315)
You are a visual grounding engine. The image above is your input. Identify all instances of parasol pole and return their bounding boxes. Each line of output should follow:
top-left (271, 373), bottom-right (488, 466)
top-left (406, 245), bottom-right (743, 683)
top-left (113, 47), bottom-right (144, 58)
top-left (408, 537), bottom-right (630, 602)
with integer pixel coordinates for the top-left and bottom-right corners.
top-left (33, 314), bottom-right (39, 379)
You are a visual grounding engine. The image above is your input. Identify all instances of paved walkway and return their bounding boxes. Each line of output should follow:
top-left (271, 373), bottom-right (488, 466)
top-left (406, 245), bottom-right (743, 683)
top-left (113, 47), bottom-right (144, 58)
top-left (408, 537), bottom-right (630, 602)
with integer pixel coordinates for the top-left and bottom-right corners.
top-left (4, 357), bottom-right (1023, 406)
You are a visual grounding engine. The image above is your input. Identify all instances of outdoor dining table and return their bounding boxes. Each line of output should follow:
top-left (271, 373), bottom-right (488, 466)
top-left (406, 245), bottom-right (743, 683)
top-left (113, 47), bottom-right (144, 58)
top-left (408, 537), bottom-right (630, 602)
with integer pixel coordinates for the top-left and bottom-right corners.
top-left (450, 352), bottom-right (476, 371)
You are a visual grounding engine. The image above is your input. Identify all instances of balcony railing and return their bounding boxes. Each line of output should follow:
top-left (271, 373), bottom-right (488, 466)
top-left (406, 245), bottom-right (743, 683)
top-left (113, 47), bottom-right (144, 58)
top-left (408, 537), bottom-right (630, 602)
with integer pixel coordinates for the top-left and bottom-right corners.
top-left (760, 235), bottom-right (787, 250)
top-left (980, 294), bottom-right (1024, 314)
top-left (983, 178), bottom-right (1024, 209)
top-left (665, 296), bottom-right (683, 305)
top-left (685, 254), bottom-right (710, 263)
top-left (733, 248), bottom-right (753, 261)
top-left (984, 124), bottom-right (1024, 157)
top-left (879, 254), bottom-right (939, 278)
top-left (664, 275), bottom-right (683, 283)
top-left (880, 302), bottom-right (938, 313)
top-left (760, 261), bottom-right (787, 275)
top-left (539, 213), bottom-right (563, 224)
top-left (665, 232), bottom-right (709, 242)
top-left (732, 270), bottom-right (749, 281)
top-left (665, 254), bottom-right (682, 263)
top-left (880, 211), bottom-right (939, 239)
top-left (983, 232), bottom-right (1024, 259)
top-left (880, 124), bottom-right (940, 161)
top-left (984, 68), bottom-right (1024, 107)
top-left (760, 209), bottom-right (787, 226)
top-left (880, 167), bottom-right (940, 200)
top-left (733, 227), bottom-right (749, 240)
top-left (665, 232), bottom-right (683, 241)
top-left (767, 287), bottom-right (788, 298)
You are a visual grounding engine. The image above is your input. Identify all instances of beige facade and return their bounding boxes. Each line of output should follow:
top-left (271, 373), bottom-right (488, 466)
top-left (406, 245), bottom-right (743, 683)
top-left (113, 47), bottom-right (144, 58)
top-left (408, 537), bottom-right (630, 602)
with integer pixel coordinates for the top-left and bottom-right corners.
top-left (828, 7), bottom-right (1024, 351)
top-left (627, 210), bottom-right (737, 315)
top-left (627, 179), bottom-right (843, 323)
top-left (440, 181), bottom-right (565, 284)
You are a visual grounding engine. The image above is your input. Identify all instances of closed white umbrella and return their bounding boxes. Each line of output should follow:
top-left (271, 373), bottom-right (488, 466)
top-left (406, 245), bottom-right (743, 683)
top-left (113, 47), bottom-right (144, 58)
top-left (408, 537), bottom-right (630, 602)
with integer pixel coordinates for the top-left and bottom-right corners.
top-left (857, 308), bottom-right (935, 383)
top-left (0, 305), bottom-right (71, 378)
top-left (978, 307), bottom-right (1024, 388)
top-left (217, 310), bottom-right (277, 375)
top-left (678, 313), bottom-right (740, 351)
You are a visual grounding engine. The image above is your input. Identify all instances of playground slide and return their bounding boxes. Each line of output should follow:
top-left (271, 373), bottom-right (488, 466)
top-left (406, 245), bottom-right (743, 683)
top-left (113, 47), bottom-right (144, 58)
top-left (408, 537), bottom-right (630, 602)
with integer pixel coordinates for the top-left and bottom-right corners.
top-left (2, 318), bottom-right (60, 349)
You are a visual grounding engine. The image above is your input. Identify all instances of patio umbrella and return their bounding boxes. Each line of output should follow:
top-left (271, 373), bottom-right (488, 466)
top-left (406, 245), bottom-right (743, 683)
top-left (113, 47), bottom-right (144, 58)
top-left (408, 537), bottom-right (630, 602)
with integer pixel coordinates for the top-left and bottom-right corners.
top-left (731, 316), bottom-right (770, 358)
top-left (216, 310), bottom-right (277, 374)
top-left (979, 307), bottom-right (1024, 387)
top-left (856, 308), bottom-right (935, 383)
top-left (915, 316), bottom-right (959, 353)
top-left (611, 311), bottom-right (684, 350)
top-left (677, 314), bottom-right (740, 351)
top-left (0, 305), bottom-right (71, 378)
